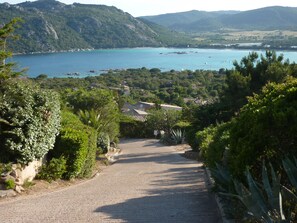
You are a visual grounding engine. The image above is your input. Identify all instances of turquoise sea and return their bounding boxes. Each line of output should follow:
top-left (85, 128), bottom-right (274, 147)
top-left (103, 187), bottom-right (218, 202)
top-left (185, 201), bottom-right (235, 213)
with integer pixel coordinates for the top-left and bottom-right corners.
top-left (11, 48), bottom-right (297, 78)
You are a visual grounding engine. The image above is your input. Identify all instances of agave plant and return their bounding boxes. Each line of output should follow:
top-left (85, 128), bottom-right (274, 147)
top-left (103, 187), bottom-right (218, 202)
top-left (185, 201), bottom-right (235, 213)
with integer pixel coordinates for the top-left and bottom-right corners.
top-left (282, 157), bottom-right (297, 189)
top-left (213, 159), bottom-right (297, 223)
top-left (232, 164), bottom-right (286, 222)
top-left (170, 129), bottom-right (185, 145)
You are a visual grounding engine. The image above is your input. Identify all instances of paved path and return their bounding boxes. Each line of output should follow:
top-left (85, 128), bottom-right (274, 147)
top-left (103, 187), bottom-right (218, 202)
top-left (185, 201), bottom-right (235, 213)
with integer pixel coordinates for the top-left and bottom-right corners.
top-left (0, 139), bottom-right (221, 223)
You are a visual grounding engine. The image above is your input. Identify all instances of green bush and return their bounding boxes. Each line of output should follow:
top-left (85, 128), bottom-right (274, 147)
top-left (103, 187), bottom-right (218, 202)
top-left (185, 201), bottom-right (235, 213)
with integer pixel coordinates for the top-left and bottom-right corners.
top-left (228, 78), bottom-right (297, 178)
top-left (5, 179), bottom-right (15, 190)
top-left (146, 109), bottom-right (181, 136)
top-left (185, 127), bottom-right (199, 151)
top-left (66, 89), bottom-right (120, 143)
top-left (0, 163), bottom-right (12, 174)
top-left (0, 79), bottom-right (61, 164)
top-left (51, 110), bottom-right (97, 179)
top-left (195, 125), bottom-right (216, 154)
top-left (37, 157), bottom-right (67, 182)
top-left (194, 123), bottom-right (230, 167)
top-left (80, 128), bottom-right (97, 178)
top-left (119, 115), bottom-right (146, 138)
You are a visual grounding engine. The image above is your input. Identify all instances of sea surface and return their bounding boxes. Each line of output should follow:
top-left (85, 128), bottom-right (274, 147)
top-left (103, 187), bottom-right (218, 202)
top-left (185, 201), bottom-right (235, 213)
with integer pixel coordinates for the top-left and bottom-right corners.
top-left (11, 48), bottom-right (297, 78)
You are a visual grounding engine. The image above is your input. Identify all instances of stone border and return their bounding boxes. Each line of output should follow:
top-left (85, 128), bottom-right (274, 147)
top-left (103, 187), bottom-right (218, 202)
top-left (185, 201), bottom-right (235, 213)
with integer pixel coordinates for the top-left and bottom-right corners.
top-left (105, 148), bottom-right (122, 164)
top-left (205, 167), bottom-right (234, 223)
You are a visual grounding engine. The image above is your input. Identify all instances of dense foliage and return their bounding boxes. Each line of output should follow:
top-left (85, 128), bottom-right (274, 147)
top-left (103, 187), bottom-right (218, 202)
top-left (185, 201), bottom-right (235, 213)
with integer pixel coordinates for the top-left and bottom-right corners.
top-left (187, 51), bottom-right (297, 221)
top-left (51, 110), bottom-right (97, 179)
top-left (119, 115), bottom-right (147, 138)
top-left (228, 78), bottom-right (297, 178)
top-left (65, 88), bottom-right (120, 143)
top-left (0, 79), bottom-right (60, 164)
top-left (146, 109), bottom-right (181, 136)
top-left (0, 18), bottom-right (24, 81)
top-left (37, 156), bottom-right (67, 182)
top-left (194, 122), bottom-right (230, 167)
top-left (35, 68), bottom-right (225, 107)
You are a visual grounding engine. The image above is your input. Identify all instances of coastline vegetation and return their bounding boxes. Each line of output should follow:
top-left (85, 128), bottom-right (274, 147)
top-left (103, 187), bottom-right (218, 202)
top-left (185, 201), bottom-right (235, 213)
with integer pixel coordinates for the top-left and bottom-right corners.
top-left (1, 15), bottom-right (297, 222)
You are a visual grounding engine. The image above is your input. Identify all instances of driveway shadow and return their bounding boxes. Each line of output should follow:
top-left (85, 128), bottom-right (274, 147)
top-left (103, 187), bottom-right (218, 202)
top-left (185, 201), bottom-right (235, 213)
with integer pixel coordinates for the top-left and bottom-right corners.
top-left (96, 139), bottom-right (222, 222)
top-left (94, 165), bottom-right (221, 223)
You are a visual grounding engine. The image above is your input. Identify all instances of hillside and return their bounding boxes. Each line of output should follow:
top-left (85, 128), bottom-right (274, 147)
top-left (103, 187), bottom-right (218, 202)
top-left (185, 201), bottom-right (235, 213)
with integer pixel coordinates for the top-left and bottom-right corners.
top-left (141, 6), bottom-right (297, 33)
top-left (141, 10), bottom-right (238, 31)
top-left (0, 0), bottom-right (192, 53)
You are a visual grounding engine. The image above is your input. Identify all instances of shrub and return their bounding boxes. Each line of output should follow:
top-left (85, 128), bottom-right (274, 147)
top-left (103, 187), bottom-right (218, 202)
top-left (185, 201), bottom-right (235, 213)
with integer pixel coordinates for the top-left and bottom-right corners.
top-left (228, 78), bottom-right (297, 178)
top-left (51, 110), bottom-right (97, 179)
top-left (80, 128), bottom-right (97, 178)
top-left (0, 79), bottom-right (60, 164)
top-left (0, 163), bottom-right (12, 174)
top-left (146, 109), bottom-right (181, 136)
top-left (185, 127), bottom-right (199, 151)
top-left (5, 179), bottom-right (15, 190)
top-left (195, 125), bottom-right (216, 154)
top-left (66, 89), bottom-right (120, 142)
top-left (119, 115), bottom-right (146, 138)
top-left (190, 122), bottom-right (231, 167)
top-left (37, 156), bottom-right (67, 182)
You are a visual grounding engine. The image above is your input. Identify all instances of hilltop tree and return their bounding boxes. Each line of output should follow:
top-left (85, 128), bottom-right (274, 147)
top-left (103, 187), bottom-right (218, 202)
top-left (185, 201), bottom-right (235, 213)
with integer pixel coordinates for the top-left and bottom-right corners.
top-left (0, 18), bottom-right (24, 81)
top-left (222, 51), bottom-right (291, 115)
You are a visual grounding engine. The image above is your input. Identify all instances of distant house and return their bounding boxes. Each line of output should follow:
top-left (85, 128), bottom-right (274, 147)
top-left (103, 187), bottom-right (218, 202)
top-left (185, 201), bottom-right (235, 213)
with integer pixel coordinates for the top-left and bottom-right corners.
top-left (160, 104), bottom-right (182, 111)
top-left (122, 101), bottom-right (182, 121)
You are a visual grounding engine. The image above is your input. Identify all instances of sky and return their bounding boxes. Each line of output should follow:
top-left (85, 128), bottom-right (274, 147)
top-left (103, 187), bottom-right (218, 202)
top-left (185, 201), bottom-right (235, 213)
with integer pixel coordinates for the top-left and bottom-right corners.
top-left (2, 0), bottom-right (297, 16)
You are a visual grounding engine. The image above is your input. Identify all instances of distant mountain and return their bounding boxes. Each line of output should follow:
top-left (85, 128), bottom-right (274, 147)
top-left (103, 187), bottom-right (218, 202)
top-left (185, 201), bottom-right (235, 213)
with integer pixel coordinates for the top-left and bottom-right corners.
top-left (0, 0), bottom-right (192, 53)
top-left (141, 10), bottom-right (238, 30)
top-left (141, 6), bottom-right (297, 33)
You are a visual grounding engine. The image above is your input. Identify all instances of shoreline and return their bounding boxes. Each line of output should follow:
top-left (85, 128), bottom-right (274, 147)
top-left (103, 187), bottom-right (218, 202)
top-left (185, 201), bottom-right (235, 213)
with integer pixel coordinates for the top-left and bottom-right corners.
top-left (13, 45), bottom-right (297, 56)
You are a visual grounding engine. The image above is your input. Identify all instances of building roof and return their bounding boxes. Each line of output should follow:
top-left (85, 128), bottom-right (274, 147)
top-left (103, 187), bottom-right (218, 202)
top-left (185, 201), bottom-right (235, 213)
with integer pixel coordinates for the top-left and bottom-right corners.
top-left (160, 104), bottom-right (182, 110)
top-left (134, 109), bottom-right (149, 115)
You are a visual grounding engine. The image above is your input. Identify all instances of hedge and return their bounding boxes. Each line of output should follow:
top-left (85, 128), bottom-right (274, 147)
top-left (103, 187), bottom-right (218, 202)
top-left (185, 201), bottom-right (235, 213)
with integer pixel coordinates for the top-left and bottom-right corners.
top-left (52, 110), bottom-right (97, 179)
top-left (119, 115), bottom-right (147, 138)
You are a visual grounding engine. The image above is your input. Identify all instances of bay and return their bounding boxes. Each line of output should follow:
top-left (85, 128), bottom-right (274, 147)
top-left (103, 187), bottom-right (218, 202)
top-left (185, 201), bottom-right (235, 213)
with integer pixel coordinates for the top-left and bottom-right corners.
top-left (11, 48), bottom-right (297, 78)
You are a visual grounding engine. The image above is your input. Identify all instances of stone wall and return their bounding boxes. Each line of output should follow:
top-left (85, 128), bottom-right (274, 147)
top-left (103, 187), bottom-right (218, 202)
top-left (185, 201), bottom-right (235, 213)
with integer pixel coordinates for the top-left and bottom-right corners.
top-left (1, 159), bottom-right (43, 187)
top-left (14, 160), bottom-right (43, 184)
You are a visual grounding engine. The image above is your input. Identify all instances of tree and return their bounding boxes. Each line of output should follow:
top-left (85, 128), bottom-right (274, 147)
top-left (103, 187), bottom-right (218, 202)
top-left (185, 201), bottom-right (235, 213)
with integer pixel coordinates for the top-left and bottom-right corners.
top-left (146, 109), bottom-right (181, 135)
top-left (218, 51), bottom-right (293, 119)
top-left (0, 18), bottom-right (24, 82)
top-left (66, 88), bottom-right (120, 142)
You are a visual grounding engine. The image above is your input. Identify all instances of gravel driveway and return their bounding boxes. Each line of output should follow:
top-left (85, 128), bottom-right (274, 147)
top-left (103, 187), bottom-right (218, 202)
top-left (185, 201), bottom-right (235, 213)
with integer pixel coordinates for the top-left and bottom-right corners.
top-left (0, 139), bottom-right (221, 223)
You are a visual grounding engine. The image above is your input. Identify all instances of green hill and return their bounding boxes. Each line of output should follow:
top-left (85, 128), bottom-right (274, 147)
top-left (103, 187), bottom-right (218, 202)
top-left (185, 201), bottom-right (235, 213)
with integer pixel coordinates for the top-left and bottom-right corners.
top-left (0, 0), bottom-right (192, 53)
top-left (141, 6), bottom-right (297, 33)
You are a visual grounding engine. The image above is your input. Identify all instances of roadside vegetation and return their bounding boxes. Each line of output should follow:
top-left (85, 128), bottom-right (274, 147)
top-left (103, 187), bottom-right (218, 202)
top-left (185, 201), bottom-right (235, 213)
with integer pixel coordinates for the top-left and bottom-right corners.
top-left (185, 51), bottom-right (297, 222)
top-left (1, 17), bottom-right (297, 222)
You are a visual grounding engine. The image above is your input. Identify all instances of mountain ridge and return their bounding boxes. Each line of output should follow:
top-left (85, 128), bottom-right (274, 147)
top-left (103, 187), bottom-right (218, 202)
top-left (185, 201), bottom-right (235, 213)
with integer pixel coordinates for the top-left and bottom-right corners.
top-left (140, 6), bottom-right (297, 33)
top-left (0, 0), bottom-right (192, 53)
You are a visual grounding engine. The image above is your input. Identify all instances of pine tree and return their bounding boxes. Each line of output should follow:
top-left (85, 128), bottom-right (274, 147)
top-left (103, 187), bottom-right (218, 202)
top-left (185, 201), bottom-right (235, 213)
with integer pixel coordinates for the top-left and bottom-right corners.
top-left (0, 18), bottom-right (24, 81)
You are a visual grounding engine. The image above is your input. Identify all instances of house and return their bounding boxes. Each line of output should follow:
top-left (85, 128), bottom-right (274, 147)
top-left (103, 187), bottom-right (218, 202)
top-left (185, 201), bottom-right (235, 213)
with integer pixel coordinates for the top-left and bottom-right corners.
top-left (122, 101), bottom-right (182, 121)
